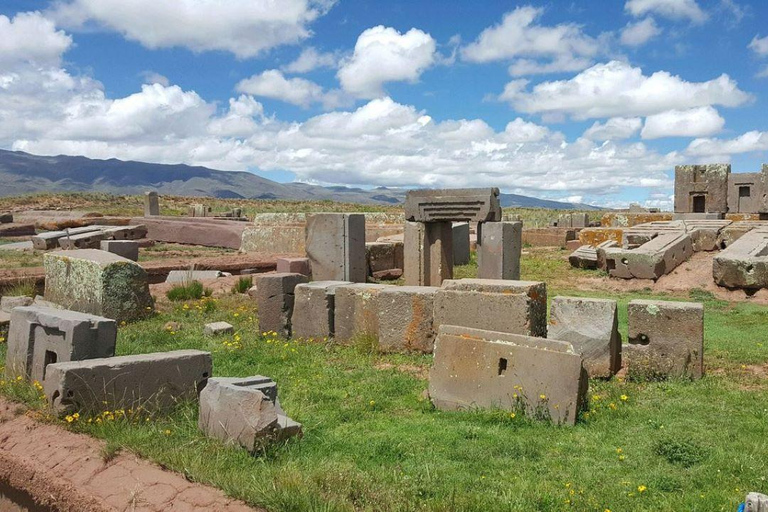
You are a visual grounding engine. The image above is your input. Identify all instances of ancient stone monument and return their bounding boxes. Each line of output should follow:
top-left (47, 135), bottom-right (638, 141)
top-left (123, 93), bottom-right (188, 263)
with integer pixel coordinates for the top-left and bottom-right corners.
top-left (100, 240), bottom-right (139, 261)
top-left (477, 221), bottom-right (522, 279)
top-left (674, 164), bottom-right (730, 217)
top-left (253, 272), bottom-right (309, 338)
top-left (333, 283), bottom-right (389, 343)
top-left (305, 213), bottom-right (367, 282)
top-left (376, 286), bottom-right (438, 353)
top-left (291, 281), bottom-right (351, 339)
top-left (144, 191), bottom-right (160, 216)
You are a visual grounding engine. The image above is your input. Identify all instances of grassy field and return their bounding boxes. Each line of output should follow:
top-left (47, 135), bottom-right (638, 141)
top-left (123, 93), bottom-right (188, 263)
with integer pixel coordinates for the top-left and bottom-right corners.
top-left (1, 251), bottom-right (767, 511)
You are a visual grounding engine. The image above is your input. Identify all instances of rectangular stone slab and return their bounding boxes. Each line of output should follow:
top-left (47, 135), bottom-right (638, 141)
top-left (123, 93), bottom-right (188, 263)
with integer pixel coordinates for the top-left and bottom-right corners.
top-left (376, 286), bottom-right (438, 353)
top-left (58, 231), bottom-right (106, 250)
top-left (333, 283), bottom-right (391, 343)
top-left (100, 240), bottom-right (139, 261)
top-left (43, 349), bottom-right (212, 415)
top-left (253, 273), bottom-right (308, 338)
top-left (452, 222), bottom-right (470, 265)
top-left (713, 228), bottom-right (768, 289)
top-left (429, 325), bottom-right (587, 425)
top-left (477, 221), bottom-right (522, 279)
top-left (32, 226), bottom-right (104, 250)
top-left (305, 213), bottom-right (367, 283)
top-left (405, 188), bottom-right (501, 223)
top-left (291, 281), bottom-right (351, 339)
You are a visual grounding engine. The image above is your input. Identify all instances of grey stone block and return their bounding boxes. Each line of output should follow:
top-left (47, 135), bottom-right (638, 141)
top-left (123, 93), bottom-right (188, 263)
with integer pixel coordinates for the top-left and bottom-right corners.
top-left (366, 242), bottom-right (404, 273)
top-left (59, 231), bottom-right (106, 250)
top-left (713, 228), bottom-right (768, 289)
top-left (32, 226), bottom-right (103, 250)
top-left (100, 240), bottom-right (139, 261)
top-left (626, 299), bottom-right (704, 380)
top-left (165, 270), bottom-right (225, 284)
top-left (477, 221), bottom-right (522, 280)
top-left (434, 279), bottom-right (547, 337)
top-left (144, 191), bottom-right (160, 216)
top-left (44, 249), bottom-right (153, 323)
top-left (253, 273), bottom-right (308, 338)
top-left (1, 295), bottom-right (33, 313)
top-left (405, 188), bottom-right (501, 222)
top-left (746, 492), bottom-right (768, 512)
top-left (452, 223), bottom-right (470, 265)
top-left (291, 281), bottom-right (351, 339)
top-left (548, 296), bottom-right (621, 378)
top-left (334, 284), bottom-right (391, 343)
top-left (101, 225), bottom-right (148, 240)
top-left (404, 221), bottom-right (453, 286)
top-left (429, 325), bottom-right (587, 425)
top-left (5, 306), bottom-right (116, 382)
top-left (674, 164), bottom-right (730, 214)
top-left (603, 232), bottom-right (693, 280)
top-left (43, 349), bottom-right (212, 415)
top-left (377, 286), bottom-right (438, 353)
top-left (205, 322), bottom-right (234, 336)
top-left (306, 213), bottom-right (367, 282)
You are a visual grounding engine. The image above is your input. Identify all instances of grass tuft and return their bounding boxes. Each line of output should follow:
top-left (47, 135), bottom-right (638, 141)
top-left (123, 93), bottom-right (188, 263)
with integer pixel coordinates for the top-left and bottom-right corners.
top-left (232, 276), bottom-right (253, 295)
top-left (166, 281), bottom-right (211, 301)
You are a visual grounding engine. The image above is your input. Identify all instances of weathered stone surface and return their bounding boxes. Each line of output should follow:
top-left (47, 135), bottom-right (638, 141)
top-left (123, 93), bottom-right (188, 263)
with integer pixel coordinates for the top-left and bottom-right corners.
top-left (291, 281), bottom-right (351, 339)
top-left (32, 226), bottom-right (103, 250)
top-left (166, 270), bottom-right (225, 284)
top-left (44, 249), bottom-right (153, 322)
top-left (404, 220), bottom-right (453, 286)
top-left (625, 299), bottom-right (704, 380)
top-left (5, 306), bottom-right (116, 382)
top-left (429, 325), bottom-right (587, 425)
top-left (306, 213), bottom-right (367, 283)
top-left (366, 241), bottom-right (404, 274)
top-left (204, 321), bottom-right (234, 336)
top-left (276, 257), bottom-right (311, 276)
top-left (674, 164), bottom-right (730, 214)
top-left (43, 349), bottom-right (212, 414)
top-left (0, 213), bottom-right (12, 223)
top-left (452, 223), bottom-right (470, 265)
top-left (254, 272), bottom-right (308, 338)
top-left (99, 240), bottom-right (139, 261)
top-left (405, 188), bottom-right (501, 223)
top-left (477, 221), bottom-right (522, 280)
top-left (713, 228), bottom-right (768, 289)
top-left (372, 268), bottom-right (403, 280)
top-left (100, 225), bottom-right (148, 240)
top-left (144, 191), bottom-right (160, 216)
top-left (198, 376), bottom-right (301, 451)
top-left (745, 492), bottom-right (768, 512)
top-left (522, 227), bottom-right (577, 248)
top-left (334, 283), bottom-right (390, 343)
top-left (377, 286), bottom-right (438, 353)
top-left (727, 172), bottom-right (762, 214)
top-left (603, 232), bottom-right (693, 280)
top-left (133, 217), bottom-right (246, 249)
top-left (556, 213), bottom-right (589, 228)
top-left (1, 296), bottom-right (33, 313)
top-left (434, 279), bottom-right (547, 337)
top-left (58, 231), bottom-right (106, 250)
top-left (548, 297), bottom-right (620, 378)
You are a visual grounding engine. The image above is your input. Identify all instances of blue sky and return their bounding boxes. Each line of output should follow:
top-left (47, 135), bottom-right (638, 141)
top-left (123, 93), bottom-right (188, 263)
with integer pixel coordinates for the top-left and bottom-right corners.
top-left (0, 0), bottom-right (767, 208)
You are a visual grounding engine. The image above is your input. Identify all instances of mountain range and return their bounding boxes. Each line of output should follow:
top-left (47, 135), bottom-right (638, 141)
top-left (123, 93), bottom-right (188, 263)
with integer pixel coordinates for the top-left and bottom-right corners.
top-left (0, 149), bottom-right (601, 210)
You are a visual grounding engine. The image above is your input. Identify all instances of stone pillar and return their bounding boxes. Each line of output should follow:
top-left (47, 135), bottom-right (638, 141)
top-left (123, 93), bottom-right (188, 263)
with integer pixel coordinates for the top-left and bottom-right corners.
top-left (306, 213), bottom-right (367, 282)
top-left (477, 221), bottom-right (522, 280)
top-left (144, 191), bottom-right (159, 216)
top-left (253, 273), bottom-right (308, 338)
top-left (404, 221), bottom-right (453, 286)
top-left (452, 222), bottom-right (470, 265)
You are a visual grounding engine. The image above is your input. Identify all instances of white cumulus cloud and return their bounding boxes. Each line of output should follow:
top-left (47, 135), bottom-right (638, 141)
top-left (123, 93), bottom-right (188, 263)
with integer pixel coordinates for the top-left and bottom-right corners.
top-left (583, 117), bottom-right (643, 141)
top-left (686, 131), bottom-right (768, 157)
top-left (620, 18), bottom-right (662, 47)
top-left (641, 106), bottom-right (725, 139)
top-left (625, 0), bottom-right (708, 23)
top-left (236, 70), bottom-right (347, 109)
top-left (282, 47), bottom-right (338, 73)
top-left (0, 11), bottom-right (72, 67)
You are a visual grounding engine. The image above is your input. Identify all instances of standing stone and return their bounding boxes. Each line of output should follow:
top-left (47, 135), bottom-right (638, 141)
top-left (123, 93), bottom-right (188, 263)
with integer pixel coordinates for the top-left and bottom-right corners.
top-left (144, 191), bottom-right (160, 216)
top-left (452, 223), bottom-right (471, 265)
top-left (674, 164), bottom-right (730, 214)
top-left (100, 240), bottom-right (139, 261)
top-left (548, 297), bottom-right (621, 378)
top-left (433, 279), bottom-right (547, 337)
top-left (305, 213), bottom-right (367, 282)
top-left (429, 325), bottom-right (587, 425)
top-left (253, 273), bottom-right (308, 338)
top-left (5, 306), bottom-right (116, 382)
top-left (404, 221), bottom-right (453, 286)
top-left (44, 249), bottom-right (153, 323)
top-left (291, 281), bottom-right (351, 339)
top-left (477, 221), bottom-right (522, 280)
top-left (625, 299), bottom-right (704, 380)
top-left (377, 286), bottom-right (438, 353)
top-left (333, 283), bottom-right (390, 343)
top-left (43, 350), bottom-right (212, 415)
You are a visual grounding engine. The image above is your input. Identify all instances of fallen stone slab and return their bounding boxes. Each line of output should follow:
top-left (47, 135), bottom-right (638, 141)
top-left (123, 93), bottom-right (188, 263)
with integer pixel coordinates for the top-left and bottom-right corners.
top-left (43, 349), bottom-right (212, 414)
top-left (44, 249), bottom-right (153, 322)
top-left (306, 213), bottom-right (367, 282)
top-left (131, 216), bottom-right (247, 249)
top-left (100, 240), bottom-right (139, 261)
top-left (1, 295), bottom-right (33, 313)
top-left (429, 325), bottom-right (587, 425)
top-left (6, 306), bottom-right (116, 382)
top-left (372, 268), bottom-right (403, 280)
top-left (548, 297), bottom-right (620, 378)
top-left (199, 376), bottom-right (301, 451)
top-left (205, 321), bottom-right (234, 336)
top-left (434, 279), bottom-right (547, 337)
top-left (570, 240), bottom-right (617, 270)
top-left (713, 228), bottom-right (768, 289)
top-left (603, 231), bottom-right (693, 280)
top-left (100, 224), bottom-right (148, 240)
top-left (253, 272), bottom-right (308, 338)
top-left (334, 283), bottom-right (391, 343)
top-left (32, 226), bottom-right (104, 250)
top-left (0, 223), bottom-right (36, 237)
top-left (405, 188), bottom-right (501, 223)
top-left (276, 257), bottom-right (311, 276)
top-left (166, 269), bottom-right (228, 284)
top-left (625, 299), bottom-right (704, 380)
top-left (0, 240), bottom-right (34, 251)
top-left (377, 286), bottom-right (438, 353)
top-left (58, 230), bottom-right (106, 250)
top-left (291, 281), bottom-right (351, 340)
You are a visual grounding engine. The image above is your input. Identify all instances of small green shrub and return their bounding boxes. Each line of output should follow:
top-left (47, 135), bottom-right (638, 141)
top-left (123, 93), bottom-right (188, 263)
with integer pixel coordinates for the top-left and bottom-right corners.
top-left (655, 437), bottom-right (707, 467)
top-left (232, 276), bottom-right (253, 294)
top-left (3, 278), bottom-right (37, 298)
top-left (166, 281), bottom-right (205, 301)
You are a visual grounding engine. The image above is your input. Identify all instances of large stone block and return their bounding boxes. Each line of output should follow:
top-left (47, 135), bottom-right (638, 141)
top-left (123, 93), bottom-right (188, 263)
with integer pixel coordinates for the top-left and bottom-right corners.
top-left (366, 241), bottom-right (404, 274)
top-left (434, 279), bottom-right (547, 337)
top-left (429, 325), bottom-right (587, 425)
top-left (674, 164), bottom-right (730, 214)
top-left (522, 227), bottom-right (577, 248)
top-left (133, 217), bottom-right (246, 249)
top-left (291, 281), bottom-right (351, 339)
top-left (306, 213), bottom-right (367, 282)
top-left (626, 299), bottom-right (704, 380)
top-left (166, 269), bottom-right (226, 284)
top-left (603, 232), bottom-right (693, 280)
top-left (43, 349), bottom-right (212, 414)
top-left (5, 306), bottom-right (116, 382)
top-left (377, 286), bottom-right (438, 353)
top-left (242, 213), bottom-right (307, 254)
top-left (100, 240), bottom-right (139, 261)
top-left (44, 249), bottom-right (153, 322)
top-left (198, 376), bottom-right (301, 451)
top-left (713, 228), bottom-right (768, 289)
top-left (404, 221), bottom-right (453, 286)
top-left (144, 191), bottom-right (160, 216)
top-left (276, 257), bottom-right (311, 276)
top-left (58, 230), bottom-right (106, 250)
top-left (32, 226), bottom-right (103, 250)
top-left (405, 188), bottom-right (501, 223)
top-left (452, 222), bottom-right (471, 265)
top-left (548, 297), bottom-right (620, 378)
top-left (101, 225), bottom-right (148, 240)
top-left (253, 272), bottom-right (308, 338)
top-left (334, 284), bottom-right (390, 343)
top-left (477, 221), bottom-right (522, 280)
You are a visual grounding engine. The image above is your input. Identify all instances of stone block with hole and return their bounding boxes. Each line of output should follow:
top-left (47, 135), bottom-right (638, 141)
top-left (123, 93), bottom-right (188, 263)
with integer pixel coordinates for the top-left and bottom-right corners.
top-left (625, 299), bottom-right (704, 380)
top-left (291, 281), bottom-right (351, 340)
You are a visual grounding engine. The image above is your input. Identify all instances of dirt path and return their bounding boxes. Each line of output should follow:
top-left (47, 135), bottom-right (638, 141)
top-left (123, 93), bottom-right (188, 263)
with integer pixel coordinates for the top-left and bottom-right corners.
top-left (0, 398), bottom-right (261, 512)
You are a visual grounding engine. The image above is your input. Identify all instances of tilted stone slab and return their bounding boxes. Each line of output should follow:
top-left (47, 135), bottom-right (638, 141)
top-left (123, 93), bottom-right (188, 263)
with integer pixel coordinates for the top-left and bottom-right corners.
top-left (44, 249), bottom-right (153, 322)
top-left (306, 213), bottom-right (367, 283)
top-left (433, 279), bottom-right (547, 337)
top-left (5, 306), bottom-right (116, 382)
top-left (625, 299), bottom-right (704, 380)
top-left (405, 188), bottom-right (501, 223)
top-left (603, 232), bottom-right (693, 280)
top-left (253, 272), bottom-right (308, 338)
top-left (377, 286), bottom-right (438, 353)
top-left (429, 325), bottom-right (587, 425)
top-left (713, 228), bottom-right (768, 289)
top-left (477, 221), bottom-right (522, 279)
top-left (43, 349), bottom-right (212, 415)
top-left (548, 297), bottom-right (620, 378)
top-left (333, 283), bottom-right (391, 343)
top-left (291, 281), bottom-right (351, 339)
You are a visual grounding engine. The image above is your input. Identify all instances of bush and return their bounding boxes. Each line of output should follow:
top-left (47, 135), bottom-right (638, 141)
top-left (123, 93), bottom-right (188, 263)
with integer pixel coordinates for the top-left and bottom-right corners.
top-left (3, 278), bottom-right (37, 298)
top-left (232, 276), bottom-right (253, 294)
top-left (166, 281), bottom-right (210, 301)
top-left (655, 437), bottom-right (707, 467)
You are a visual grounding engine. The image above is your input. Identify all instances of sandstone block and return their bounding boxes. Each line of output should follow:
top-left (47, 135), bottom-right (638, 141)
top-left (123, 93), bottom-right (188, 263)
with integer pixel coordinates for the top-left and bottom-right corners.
top-left (306, 213), bottom-right (367, 282)
top-left (366, 242), bottom-right (404, 274)
top-left (276, 257), bottom-right (311, 276)
top-left (59, 230), bottom-right (106, 250)
top-left (377, 286), bottom-right (438, 353)
top-left (452, 222), bottom-right (470, 265)
top-left (100, 240), bottom-right (139, 261)
top-left (253, 273), bottom-right (308, 338)
top-left (144, 191), bottom-right (160, 216)
top-left (291, 281), bottom-right (351, 339)
top-left (32, 226), bottom-right (103, 250)
top-left (334, 284), bottom-right (390, 343)
top-left (166, 270), bottom-right (225, 284)
top-left (205, 322), bottom-right (234, 336)
top-left (477, 221), bottom-right (522, 279)
top-left (404, 221), bottom-right (453, 286)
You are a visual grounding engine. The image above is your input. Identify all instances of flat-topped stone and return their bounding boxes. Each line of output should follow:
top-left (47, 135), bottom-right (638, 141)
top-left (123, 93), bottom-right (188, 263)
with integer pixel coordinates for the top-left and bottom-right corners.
top-left (405, 188), bottom-right (501, 223)
top-left (291, 281), bottom-right (352, 339)
top-left (377, 286), bottom-right (438, 353)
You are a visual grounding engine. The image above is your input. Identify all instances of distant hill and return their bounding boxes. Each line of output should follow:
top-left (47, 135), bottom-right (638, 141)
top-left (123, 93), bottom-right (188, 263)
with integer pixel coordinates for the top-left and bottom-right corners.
top-left (0, 149), bottom-right (601, 209)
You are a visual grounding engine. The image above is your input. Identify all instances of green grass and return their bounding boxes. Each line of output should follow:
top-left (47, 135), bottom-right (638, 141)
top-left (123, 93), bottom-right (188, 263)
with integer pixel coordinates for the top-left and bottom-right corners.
top-left (232, 276), bottom-right (253, 294)
top-left (166, 281), bottom-right (211, 301)
top-left (1, 256), bottom-right (767, 511)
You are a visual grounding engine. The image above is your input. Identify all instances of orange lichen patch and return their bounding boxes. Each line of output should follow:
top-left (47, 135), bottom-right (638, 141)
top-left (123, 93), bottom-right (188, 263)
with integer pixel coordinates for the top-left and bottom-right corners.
top-left (404, 295), bottom-right (425, 348)
top-left (600, 212), bottom-right (673, 227)
top-left (725, 213), bottom-right (762, 222)
top-left (579, 228), bottom-right (623, 246)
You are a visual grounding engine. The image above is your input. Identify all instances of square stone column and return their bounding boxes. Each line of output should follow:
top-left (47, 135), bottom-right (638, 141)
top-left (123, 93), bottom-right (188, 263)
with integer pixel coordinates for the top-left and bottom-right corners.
top-left (404, 221), bottom-right (453, 286)
top-left (477, 221), bottom-right (522, 280)
top-left (144, 191), bottom-right (159, 216)
top-left (306, 213), bottom-right (367, 282)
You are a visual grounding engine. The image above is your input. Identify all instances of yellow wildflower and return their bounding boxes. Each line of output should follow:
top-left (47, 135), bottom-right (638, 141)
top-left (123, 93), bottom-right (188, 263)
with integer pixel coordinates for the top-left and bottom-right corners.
top-left (638, 485), bottom-right (647, 493)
